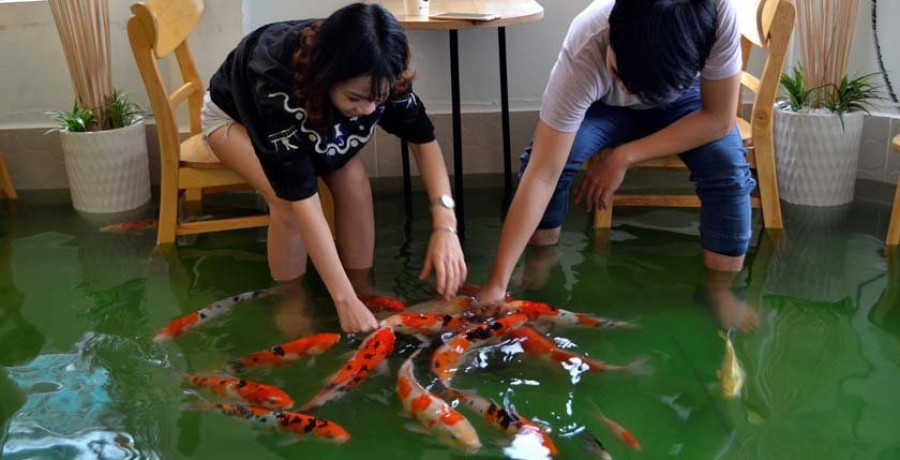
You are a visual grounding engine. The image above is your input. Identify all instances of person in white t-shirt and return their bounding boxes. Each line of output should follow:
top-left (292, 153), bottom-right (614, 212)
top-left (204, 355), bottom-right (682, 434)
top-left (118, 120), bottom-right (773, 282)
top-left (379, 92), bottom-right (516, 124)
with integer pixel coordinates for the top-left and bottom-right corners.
top-left (478, 0), bottom-right (758, 329)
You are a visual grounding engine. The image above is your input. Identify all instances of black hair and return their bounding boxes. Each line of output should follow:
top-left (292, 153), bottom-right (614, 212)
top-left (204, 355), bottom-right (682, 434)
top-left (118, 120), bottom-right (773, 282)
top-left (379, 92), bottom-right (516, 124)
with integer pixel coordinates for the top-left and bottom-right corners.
top-left (609, 0), bottom-right (718, 105)
top-left (294, 3), bottom-right (413, 128)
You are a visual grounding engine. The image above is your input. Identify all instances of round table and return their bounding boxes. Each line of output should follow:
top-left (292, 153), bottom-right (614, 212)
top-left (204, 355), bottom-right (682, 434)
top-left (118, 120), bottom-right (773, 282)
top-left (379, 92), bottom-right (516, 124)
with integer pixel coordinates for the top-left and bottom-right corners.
top-left (371, 0), bottom-right (544, 238)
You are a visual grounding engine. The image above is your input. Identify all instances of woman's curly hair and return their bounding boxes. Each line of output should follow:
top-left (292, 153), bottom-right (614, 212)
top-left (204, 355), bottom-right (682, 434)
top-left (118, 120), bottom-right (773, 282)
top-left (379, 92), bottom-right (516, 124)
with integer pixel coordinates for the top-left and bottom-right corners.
top-left (293, 3), bottom-right (415, 130)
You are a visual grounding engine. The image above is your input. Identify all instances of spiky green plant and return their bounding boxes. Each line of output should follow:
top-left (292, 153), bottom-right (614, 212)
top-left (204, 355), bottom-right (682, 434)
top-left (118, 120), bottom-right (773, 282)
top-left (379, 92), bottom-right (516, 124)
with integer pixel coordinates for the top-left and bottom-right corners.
top-left (47, 102), bottom-right (96, 133)
top-left (104, 90), bottom-right (144, 130)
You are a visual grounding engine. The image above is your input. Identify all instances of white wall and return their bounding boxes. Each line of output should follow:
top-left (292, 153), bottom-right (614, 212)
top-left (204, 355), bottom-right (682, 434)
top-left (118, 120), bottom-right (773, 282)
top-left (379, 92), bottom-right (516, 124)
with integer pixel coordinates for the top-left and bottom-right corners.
top-left (847, 0), bottom-right (900, 115)
top-left (242, 0), bottom-right (591, 113)
top-left (0, 0), bottom-right (244, 128)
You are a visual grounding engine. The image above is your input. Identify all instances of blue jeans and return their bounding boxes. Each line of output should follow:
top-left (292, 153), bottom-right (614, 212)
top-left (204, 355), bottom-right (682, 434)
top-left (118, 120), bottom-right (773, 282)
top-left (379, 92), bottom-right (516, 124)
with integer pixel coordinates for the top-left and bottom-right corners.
top-left (519, 85), bottom-right (756, 257)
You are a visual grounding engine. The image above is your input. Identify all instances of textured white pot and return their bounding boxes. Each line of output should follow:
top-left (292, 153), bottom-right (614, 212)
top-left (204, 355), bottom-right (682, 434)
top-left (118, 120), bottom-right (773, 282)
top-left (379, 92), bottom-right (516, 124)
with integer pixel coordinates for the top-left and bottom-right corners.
top-left (774, 108), bottom-right (864, 206)
top-left (59, 121), bottom-right (151, 213)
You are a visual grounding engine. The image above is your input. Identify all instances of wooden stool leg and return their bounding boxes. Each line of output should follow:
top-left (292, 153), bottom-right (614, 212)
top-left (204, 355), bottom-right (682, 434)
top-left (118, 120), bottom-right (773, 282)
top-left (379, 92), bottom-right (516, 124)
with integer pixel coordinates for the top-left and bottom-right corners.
top-left (594, 206), bottom-right (613, 229)
top-left (317, 178), bottom-right (335, 236)
top-left (753, 140), bottom-right (783, 229)
top-left (0, 152), bottom-right (16, 200)
top-left (887, 179), bottom-right (900, 246)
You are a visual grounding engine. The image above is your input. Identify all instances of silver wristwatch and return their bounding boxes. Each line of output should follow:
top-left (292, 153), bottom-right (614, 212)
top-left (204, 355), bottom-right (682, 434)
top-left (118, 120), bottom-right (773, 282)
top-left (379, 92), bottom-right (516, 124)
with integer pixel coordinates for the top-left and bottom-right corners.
top-left (431, 194), bottom-right (455, 210)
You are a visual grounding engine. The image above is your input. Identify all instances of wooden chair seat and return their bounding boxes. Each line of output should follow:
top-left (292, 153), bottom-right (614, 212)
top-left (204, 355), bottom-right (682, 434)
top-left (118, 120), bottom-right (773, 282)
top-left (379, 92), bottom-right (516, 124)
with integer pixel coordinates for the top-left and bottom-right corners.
top-left (180, 134), bottom-right (223, 168)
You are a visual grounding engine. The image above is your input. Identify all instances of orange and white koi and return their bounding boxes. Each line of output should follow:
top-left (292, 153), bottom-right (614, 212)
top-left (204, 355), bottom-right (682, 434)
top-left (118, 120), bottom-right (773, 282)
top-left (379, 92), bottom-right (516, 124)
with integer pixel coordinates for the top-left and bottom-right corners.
top-left (228, 333), bottom-right (341, 373)
top-left (397, 351), bottom-right (481, 452)
top-left (595, 409), bottom-right (641, 452)
top-left (211, 402), bottom-right (350, 443)
top-left (431, 314), bottom-right (528, 386)
top-left (300, 327), bottom-right (396, 412)
top-left (100, 218), bottom-right (158, 233)
top-left (380, 312), bottom-right (475, 337)
top-left (509, 327), bottom-right (651, 374)
top-left (359, 295), bottom-right (406, 313)
top-left (407, 295), bottom-right (478, 315)
top-left (445, 388), bottom-right (557, 457)
top-left (185, 374), bottom-right (294, 410)
top-left (497, 300), bottom-right (636, 329)
top-left (153, 286), bottom-right (288, 343)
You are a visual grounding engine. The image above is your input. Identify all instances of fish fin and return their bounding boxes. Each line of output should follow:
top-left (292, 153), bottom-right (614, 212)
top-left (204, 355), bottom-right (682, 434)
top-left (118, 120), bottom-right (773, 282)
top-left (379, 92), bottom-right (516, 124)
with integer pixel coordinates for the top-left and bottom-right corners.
top-left (619, 356), bottom-right (652, 376)
top-left (307, 357), bottom-right (316, 369)
top-left (413, 334), bottom-right (433, 345)
top-left (404, 422), bottom-right (432, 436)
top-left (375, 360), bottom-right (390, 376)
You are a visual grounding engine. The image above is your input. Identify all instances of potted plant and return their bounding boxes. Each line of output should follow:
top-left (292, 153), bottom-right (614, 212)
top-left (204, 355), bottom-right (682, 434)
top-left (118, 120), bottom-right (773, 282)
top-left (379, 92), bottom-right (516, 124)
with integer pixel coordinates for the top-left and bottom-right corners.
top-left (47, 0), bottom-right (151, 213)
top-left (773, 0), bottom-right (880, 207)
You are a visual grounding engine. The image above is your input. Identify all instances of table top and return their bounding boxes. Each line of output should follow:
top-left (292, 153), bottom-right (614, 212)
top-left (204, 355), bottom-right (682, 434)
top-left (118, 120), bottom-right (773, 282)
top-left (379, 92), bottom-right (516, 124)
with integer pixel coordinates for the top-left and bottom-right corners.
top-left (893, 135), bottom-right (900, 152)
top-left (371, 0), bottom-right (544, 30)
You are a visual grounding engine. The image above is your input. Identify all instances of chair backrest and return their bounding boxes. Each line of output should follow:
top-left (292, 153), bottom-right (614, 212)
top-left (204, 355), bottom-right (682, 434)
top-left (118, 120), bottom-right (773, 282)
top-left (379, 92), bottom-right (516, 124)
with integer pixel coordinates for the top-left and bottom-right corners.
top-left (736, 0), bottom-right (796, 134)
top-left (127, 0), bottom-right (206, 174)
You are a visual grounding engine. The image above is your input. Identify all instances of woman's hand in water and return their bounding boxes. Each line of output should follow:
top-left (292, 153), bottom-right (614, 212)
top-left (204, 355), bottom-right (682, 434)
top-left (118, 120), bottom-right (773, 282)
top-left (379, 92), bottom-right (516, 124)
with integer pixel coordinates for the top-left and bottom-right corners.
top-left (474, 282), bottom-right (508, 308)
top-left (420, 227), bottom-right (467, 300)
top-left (334, 297), bottom-right (378, 333)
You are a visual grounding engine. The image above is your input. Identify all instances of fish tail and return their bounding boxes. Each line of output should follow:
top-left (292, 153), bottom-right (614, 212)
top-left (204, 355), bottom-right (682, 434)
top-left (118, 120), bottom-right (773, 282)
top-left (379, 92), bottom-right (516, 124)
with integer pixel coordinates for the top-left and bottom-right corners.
top-left (616, 356), bottom-right (653, 376)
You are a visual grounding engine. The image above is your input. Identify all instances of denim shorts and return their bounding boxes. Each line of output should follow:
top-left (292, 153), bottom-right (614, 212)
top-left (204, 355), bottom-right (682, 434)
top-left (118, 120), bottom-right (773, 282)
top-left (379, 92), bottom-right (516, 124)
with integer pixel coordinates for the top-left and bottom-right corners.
top-left (520, 83), bottom-right (756, 257)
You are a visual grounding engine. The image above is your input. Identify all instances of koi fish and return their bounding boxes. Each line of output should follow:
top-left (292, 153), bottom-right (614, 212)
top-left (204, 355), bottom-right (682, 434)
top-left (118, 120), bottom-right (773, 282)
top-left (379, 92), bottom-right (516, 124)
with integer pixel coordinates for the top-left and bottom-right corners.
top-left (497, 300), bottom-right (636, 329)
top-left (576, 429), bottom-right (614, 460)
top-left (397, 351), bottom-right (481, 452)
top-left (185, 374), bottom-right (294, 410)
top-left (211, 402), bottom-right (350, 443)
top-left (407, 296), bottom-right (478, 315)
top-left (153, 286), bottom-right (289, 343)
top-left (457, 285), bottom-right (513, 302)
top-left (300, 327), bottom-right (396, 412)
top-left (100, 218), bottom-right (158, 233)
top-left (592, 405), bottom-right (641, 452)
top-left (228, 333), bottom-right (341, 373)
top-left (431, 314), bottom-right (528, 386)
top-left (509, 327), bottom-right (651, 375)
top-left (358, 295), bottom-right (406, 313)
top-left (380, 312), bottom-right (474, 338)
top-left (718, 330), bottom-right (745, 399)
top-left (444, 388), bottom-right (557, 457)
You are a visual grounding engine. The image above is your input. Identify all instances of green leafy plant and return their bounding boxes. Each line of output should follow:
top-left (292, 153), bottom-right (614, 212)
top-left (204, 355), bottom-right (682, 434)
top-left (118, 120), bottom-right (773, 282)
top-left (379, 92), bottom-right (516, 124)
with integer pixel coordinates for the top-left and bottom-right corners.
top-left (104, 90), bottom-right (144, 130)
top-left (47, 90), bottom-right (144, 134)
top-left (780, 67), bottom-right (882, 129)
top-left (47, 102), bottom-right (95, 133)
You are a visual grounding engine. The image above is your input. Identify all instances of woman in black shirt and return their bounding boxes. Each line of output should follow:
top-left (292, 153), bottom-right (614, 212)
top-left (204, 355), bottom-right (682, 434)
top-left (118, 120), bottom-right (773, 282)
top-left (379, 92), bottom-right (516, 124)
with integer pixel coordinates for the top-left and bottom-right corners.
top-left (204, 3), bottom-right (464, 333)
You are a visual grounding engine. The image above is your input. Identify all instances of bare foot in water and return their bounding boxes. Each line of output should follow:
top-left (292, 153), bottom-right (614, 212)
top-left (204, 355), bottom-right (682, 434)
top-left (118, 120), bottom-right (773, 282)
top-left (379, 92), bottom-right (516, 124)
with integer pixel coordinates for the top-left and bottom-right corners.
top-left (705, 269), bottom-right (759, 333)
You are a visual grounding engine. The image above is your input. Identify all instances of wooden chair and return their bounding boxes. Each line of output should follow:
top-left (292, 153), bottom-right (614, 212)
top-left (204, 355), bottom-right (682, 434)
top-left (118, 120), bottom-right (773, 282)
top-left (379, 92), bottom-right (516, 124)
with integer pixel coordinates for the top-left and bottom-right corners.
top-left (591, 0), bottom-right (794, 231)
top-left (888, 135), bottom-right (900, 246)
top-left (0, 151), bottom-right (16, 200)
top-left (127, 0), bottom-right (333, 245)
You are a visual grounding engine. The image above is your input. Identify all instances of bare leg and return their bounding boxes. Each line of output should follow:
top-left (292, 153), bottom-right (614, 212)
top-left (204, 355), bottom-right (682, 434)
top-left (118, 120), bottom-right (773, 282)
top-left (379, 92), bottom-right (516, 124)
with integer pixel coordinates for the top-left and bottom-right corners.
top-left (529, 227), bottom-right (561, 246)
top-left (206, 124), bottom-right (307, 280)
top-left (704, 265), bottom-right (758, 332)
top-left (321, 155), bottom-right (374, 270)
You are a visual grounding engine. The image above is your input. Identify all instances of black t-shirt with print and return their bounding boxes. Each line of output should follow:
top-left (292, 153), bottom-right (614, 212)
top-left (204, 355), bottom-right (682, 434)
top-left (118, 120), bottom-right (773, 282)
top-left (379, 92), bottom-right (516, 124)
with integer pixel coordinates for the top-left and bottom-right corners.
top-left (208, 19), bottom-right (436, 201)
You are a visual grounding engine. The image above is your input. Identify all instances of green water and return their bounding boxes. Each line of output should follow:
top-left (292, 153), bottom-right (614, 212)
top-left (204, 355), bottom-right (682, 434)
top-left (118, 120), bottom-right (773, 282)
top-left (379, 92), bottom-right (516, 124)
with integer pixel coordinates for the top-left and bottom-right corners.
top-left (1, 189), bottom-right (899, 459)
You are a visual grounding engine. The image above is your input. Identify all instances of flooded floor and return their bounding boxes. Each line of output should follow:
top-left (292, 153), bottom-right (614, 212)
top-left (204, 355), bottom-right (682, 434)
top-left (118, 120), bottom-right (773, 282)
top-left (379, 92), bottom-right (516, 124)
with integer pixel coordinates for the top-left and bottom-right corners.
top-left (1, 186), bottom-right (899, 459)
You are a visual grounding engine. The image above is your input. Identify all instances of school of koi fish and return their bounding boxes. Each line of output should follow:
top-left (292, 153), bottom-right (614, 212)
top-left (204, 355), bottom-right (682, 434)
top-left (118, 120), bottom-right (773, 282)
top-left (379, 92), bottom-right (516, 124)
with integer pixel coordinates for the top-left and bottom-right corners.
top-left (152, 285), bottom-right (650, 458)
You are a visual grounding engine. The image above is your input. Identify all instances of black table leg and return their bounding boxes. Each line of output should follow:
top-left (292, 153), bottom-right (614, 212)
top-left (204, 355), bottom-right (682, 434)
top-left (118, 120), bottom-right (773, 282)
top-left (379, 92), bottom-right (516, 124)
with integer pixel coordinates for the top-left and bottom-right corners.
top-left (498, 27), bottom-right (513, 203)
top-left (449, 29), bottom-right (465, 239)
top-left (401, 140), bottom-right (411, 210)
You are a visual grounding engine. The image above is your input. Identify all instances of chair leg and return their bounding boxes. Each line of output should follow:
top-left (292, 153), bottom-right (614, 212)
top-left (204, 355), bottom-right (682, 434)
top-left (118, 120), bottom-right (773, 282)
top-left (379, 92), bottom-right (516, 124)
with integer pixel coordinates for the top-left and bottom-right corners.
top-left (317, 178), bottom-right (335, 236)
top-left (753, 140), bottom-right (783, 229)
top-left (0, 152), bottom-right (16, 200)
top-left (594, 205), bottom-right (613, 229)
top-left (157, 184), bottom-right (179, 244)
top-left (887, 180), bottom-right (900, 246)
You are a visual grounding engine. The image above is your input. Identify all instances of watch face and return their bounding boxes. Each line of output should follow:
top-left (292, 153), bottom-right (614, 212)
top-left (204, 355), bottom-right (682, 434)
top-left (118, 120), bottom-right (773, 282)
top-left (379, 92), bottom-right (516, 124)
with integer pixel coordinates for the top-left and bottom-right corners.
top-left (440, 195), bottom-right (455, 209)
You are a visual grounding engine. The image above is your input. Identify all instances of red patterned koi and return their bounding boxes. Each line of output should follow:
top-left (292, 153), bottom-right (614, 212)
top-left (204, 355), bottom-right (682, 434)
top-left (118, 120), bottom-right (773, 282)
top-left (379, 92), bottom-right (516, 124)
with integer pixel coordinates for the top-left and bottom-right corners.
top-left (185, 374), bottom-right (294, 410)
top-left (380, 312), bottom-right (474, 337)
top-left (497, 300), bottom-right (636, 329)
top-left (397, 351), bottom-right (480, 451)
top-left (211, 402), bottom-right (349, 443)
top-left (228, 333), bottom-right (341, 373)
top-left (509, 327), bottom-right (650, 374)
top-left (100, 218), bottom-right (158, 233)
top-left (300, 327), bottom-right (395, 412)
top-left (431, 314), bottom-right (528, 386)
top-left (358, 295), bottom-right (406, 312)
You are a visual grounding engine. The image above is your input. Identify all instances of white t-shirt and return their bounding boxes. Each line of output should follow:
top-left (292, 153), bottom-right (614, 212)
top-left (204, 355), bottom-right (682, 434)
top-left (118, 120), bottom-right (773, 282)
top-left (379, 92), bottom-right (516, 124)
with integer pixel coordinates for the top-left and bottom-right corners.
top-left (539, 0), bottom-right (742, 133)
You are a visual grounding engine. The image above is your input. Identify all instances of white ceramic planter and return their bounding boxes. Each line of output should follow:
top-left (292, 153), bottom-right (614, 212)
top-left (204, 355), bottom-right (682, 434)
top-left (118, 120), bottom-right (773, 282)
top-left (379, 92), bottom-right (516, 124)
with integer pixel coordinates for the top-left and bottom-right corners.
top-left (774, 108), bottom-right (864, 206)
top-left (59, 121), bottom-right (151, 213)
